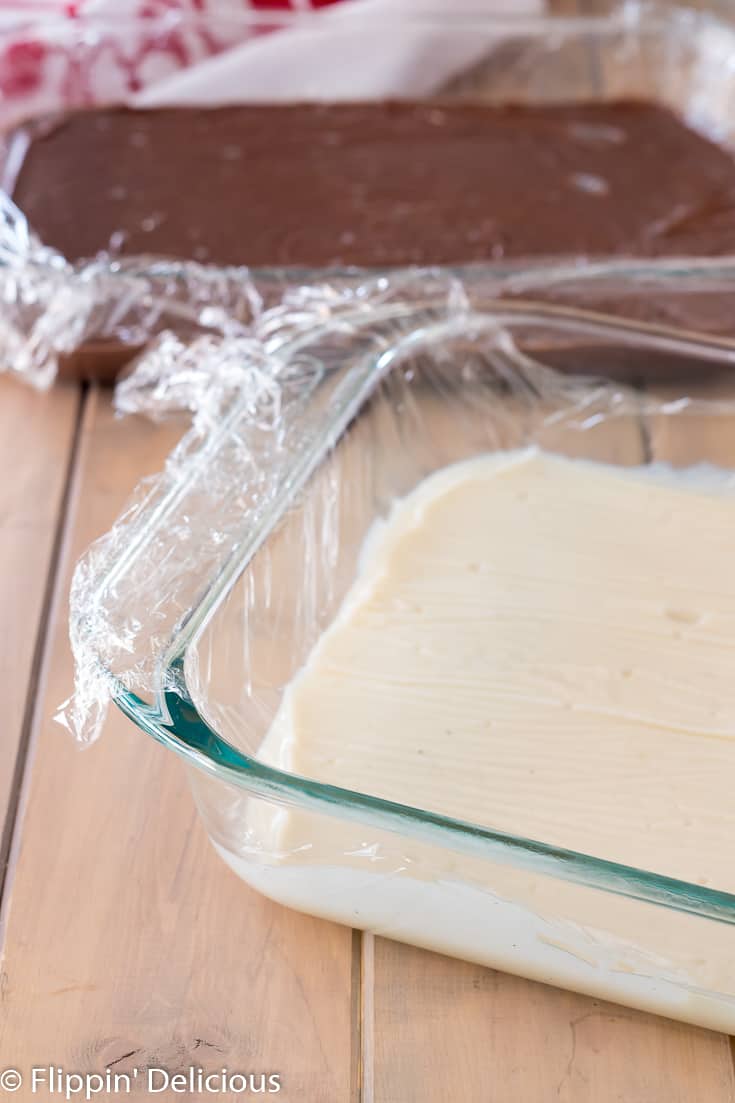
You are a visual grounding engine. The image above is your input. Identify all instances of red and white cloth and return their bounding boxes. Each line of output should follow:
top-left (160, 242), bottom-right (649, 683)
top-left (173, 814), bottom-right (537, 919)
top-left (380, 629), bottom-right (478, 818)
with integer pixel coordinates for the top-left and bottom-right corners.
top-left (0, 0), bottom-right (542, 127)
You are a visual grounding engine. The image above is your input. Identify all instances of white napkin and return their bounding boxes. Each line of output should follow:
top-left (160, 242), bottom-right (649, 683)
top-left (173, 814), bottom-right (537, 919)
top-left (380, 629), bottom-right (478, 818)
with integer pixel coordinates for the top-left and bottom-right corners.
top-left (132, 0), bottom-right (545, 106)
top-left (0, 0), bottom-right (544, 129)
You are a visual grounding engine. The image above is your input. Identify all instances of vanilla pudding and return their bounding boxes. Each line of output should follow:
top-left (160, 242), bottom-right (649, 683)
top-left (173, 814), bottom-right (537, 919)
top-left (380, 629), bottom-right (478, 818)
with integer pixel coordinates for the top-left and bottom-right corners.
top-left (217, 449), bottom-right (735, 1029)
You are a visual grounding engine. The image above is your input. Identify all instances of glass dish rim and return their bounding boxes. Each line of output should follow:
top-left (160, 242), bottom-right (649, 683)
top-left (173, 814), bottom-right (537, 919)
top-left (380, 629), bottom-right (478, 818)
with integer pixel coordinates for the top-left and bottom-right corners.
top-left (103, 279), bottom-right (735, 927)
top-left (0, 4), bottom-right (709, 35)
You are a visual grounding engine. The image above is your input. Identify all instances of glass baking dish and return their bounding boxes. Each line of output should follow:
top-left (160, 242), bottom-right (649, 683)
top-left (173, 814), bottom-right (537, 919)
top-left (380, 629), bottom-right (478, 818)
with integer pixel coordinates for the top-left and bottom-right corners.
top-left (68, 268), bottom-right (735, 1034)
top-left (5, 2), bottom-right (735, 388)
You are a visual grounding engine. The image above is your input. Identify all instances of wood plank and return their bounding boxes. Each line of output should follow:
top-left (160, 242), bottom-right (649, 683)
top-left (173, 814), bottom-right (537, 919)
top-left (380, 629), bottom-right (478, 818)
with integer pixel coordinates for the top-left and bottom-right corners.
top-left (370, 405), bottom-right (735, 1102)
top-left (0, 389), bottom-right (356, 1101)
top-left (448, 0), bottom-right (597, 102)
top-left (547, 0), bottom-right (587, 11)
top-left (0, 377), bottom-right (79, 871)
top-left (373, 942), bottom-right (735, 1103)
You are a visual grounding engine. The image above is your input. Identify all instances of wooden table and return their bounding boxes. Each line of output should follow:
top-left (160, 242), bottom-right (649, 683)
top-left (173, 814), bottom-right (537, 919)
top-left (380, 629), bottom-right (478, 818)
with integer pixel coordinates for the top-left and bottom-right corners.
top-left (1, 380), bottom-right (735, 1103)
top-left (3, 2), bottom-right (735, 1097)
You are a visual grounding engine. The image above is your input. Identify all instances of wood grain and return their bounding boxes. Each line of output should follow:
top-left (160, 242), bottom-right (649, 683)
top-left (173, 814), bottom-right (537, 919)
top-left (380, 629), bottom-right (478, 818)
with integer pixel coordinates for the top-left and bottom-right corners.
top-left (372, 943), bottom-right (735, 1103)
top-left (0, 391), bottom-right (355, 1102)
top-left (0, 378), bottom-right (79, 873)
top-left (369, 404), bottom-right (735, 1103)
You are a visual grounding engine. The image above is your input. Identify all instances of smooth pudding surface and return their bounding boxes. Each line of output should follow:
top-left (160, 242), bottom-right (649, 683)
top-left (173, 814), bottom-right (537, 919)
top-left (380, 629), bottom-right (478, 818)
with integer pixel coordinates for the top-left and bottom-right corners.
top-left (261, 449), bottom-right (735, 891)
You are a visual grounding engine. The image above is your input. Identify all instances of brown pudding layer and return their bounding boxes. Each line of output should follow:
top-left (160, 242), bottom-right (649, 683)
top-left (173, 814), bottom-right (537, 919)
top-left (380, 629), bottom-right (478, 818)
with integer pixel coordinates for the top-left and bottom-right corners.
top-left (10, 100), bottom-right (735, 381)
top-left (14, 100), bottom-right (735, 267)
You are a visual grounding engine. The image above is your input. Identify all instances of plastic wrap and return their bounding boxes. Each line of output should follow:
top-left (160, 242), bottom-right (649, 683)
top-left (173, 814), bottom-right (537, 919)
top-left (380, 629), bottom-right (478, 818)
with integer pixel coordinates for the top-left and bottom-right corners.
top-left (60, 265), bottom-right (735, 739)
top-left (0, 190), bottom-right (266, 387)
top-left (59, 265), bottom-right (735, 1032)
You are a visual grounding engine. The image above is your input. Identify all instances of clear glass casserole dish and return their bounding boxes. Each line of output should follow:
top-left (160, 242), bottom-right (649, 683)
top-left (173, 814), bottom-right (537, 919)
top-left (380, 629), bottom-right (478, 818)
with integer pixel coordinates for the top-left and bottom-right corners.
top-left (6, 1), bottom-right (735, 387)
top-left (68, 268), bottom-right (735, 1034)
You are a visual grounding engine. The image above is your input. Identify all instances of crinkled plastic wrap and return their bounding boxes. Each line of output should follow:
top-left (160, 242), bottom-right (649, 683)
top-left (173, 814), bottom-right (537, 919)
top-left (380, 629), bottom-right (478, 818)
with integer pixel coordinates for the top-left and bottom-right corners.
top-left (61, 266), bottom-right (735, 1033)
top-left (64, 263), bottom-right (735, 743)
top-left (6, 189), bottom-right (735, 391)
top-left (0, 192), bottom-right (265, 387)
